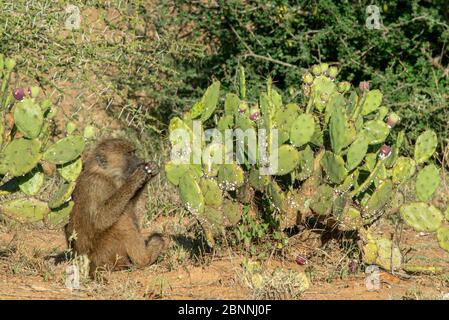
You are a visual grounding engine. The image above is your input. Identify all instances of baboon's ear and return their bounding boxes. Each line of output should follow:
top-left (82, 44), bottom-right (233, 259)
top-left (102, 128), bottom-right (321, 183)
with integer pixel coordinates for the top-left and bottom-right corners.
top-left (95, 153), bottom-right (108, 168)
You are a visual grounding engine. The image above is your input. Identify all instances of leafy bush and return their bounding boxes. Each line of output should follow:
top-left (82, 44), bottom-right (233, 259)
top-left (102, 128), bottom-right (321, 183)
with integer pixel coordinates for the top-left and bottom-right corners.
top-left (0, 0), bottom-right (204, 133)
top-left (172, 0), bottom-right (449, 155)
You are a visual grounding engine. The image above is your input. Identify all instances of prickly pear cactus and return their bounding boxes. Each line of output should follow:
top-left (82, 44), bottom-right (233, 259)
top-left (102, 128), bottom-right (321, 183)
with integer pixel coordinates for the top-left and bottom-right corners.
top-left (165, 63), bottom-right (446, 255)
top-left (0, 56), bottom-right (88, 224)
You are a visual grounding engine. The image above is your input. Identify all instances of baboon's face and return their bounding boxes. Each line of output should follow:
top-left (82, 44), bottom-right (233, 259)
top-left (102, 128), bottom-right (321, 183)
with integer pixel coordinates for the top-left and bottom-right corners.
top-left (94, 139), bottom-right (143, 179)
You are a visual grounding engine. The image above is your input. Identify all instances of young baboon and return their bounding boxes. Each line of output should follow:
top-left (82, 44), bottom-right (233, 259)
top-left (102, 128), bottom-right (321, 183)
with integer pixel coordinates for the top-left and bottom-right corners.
top-left (64, 138), bottom-right (165, 277)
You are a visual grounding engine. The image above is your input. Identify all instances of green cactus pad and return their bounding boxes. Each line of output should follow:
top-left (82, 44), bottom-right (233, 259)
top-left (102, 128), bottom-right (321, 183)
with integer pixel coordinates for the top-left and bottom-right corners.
top-left (414, 130), bottom-right (437, 164)
top-left (309, 119), bottom-right (323, 146)
top-left (217, 115), bottom-right (234, 132)
top-left (297, 145), bottom-right (314, 181)
top-left (200, 81), bottom-right (220, 122)
top-left (436, 227), bottom-right (449, 252)
top-left (321, 151), bottom-right (347, 184)
top-left (224, 93), bottom-right (240, 116)
top-left (223, 199), bottom-right (242, 225)
top-left (324, 93), bottom-right (345, 124)
top-left (46, 201), bottom-right (73, 226)
top-left (346, 137), bottom-right (369, 171)
top-left (1, 198), bottom-right (49, 222)
top-left (365, 180), bottom-right (392, 214)
top-left (392, 157), bottom-right (416, 184)
top-left (268, 181), bottom-right (285, 211)
top-left (400, 202), bottom-right (443, 232)
top-left (179, 172), bottom-right (205, 215)
top-left (363, 237), bottom-right (401, 271)
top-left (340, 206), bottom-right (363, 230)
top-left (329, 107), bottom-right (348, 154)
top-left (310, 184), bottom-right (333, 216)
top-left (415, 164), bottom-right (440, 201)
top-left (49, 182), bottom-right (76, 209)
top-left (235, 114), bottom-right (255, 131)
top-left (199, 178), bottom-right (223, 207)
top-left (13, 98), bottom-right (44, 138)
top-left (190, 100), bottom-right (204, 119)
top-left (290, 113), bottom-right (315, 147)
top-left (311, 76), bottom-right (337, 112)
top-left (218, 164), bottom-right (244, 191)
top-left (57, 157), bottom-right (82, 182)
top-left (202, 143), bottom-right (224, 177)
top-left (201, 206), bottom-right (225, 236)
top-left (275, 104), bottom-right (299, 144)
top-left (249, 168), bottom-right (269, 191)
top-left (273, 145), bottom-right (300, 176)
top-left (43, 136), bottom-right (85, 165)
top-left (164, 162), bottom-right (202, 186)
top-left (445, 206), bottom-right (449, 221)
top-left (0, 139), bottom-right (42, 176)
top-left (361, 120), bottom-right (390, 145)
top-left (18, 166), bottom-right (44, 196)
top-left (361, 89), bottom-right (382, 116)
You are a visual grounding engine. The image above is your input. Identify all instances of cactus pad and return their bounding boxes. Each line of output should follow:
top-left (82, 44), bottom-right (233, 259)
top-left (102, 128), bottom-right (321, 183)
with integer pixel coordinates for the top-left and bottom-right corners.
top-left (1, 198), bottom-right (49, 222)
top-left (329, 107), bottom-right (348, 154)
top-left (365, 180), bottom-right (392, 214)
top-left (415, 164), bottom-right (440, 201)
top-left (43, 136), bottom-right (85, 165)
top-left (164, 162), bottom-right (202, 186)
top-left (249, 168), bottom-right (269, 191)
top-left (275, 103), bottom-right (299, 143)
top-left (0, 139), bottom-right (42, 176)
top-left (273, 144), bottom-right (300, 175)
top-left (200, 81), bottom-right (221, 122)
top-left (414, 130), bottom-right (437, 164)
top-left (311, 76), bottom-right (337, 112)
top-left (321, 151), bottom-right (347, 184)
top-left (218, 163), bottom-right (244, 191)
top-left (224, 93), bottom-right (240, 116)
top-left (223, 199), bottom-right (242, 225)
top-left (363, 237), bottom-right (402, 271)
top-left (179, 172), bottom-right (205, 215)
top-left (400, 202), bottom-right (443, 232)
top-left (361, 89), bottom-right (382, 116)
top-left (268, 181), bottom-right (285, 211)
top-left (346, 137), bottom-right (368, 171)
top-left (202, 143), bottom-right (224, 177)
top-left (57, 157), bottom-right (82, 182)
top-left (199, 178), bottom-right (223, 207)
top-left (46, 201), bottom-right (73, 226)
top-left (436, 227), bottom-right (449, 252)
top-left (290, 113), bottom-right (315, 147)
top-left (297, 145), bottom-right (314, 181)
top-left (310, 184), bottom-right (333, 216)
top-left (13, 98), bottom-right (43, 138)
top-left (392, 157), bottom-right (416, 184)
top-left (49, 182), bottom-right (76, 209)
top-left (18, 166), bottom-right (44, 196)
top-left (361, 120), bottom-right (390, 145)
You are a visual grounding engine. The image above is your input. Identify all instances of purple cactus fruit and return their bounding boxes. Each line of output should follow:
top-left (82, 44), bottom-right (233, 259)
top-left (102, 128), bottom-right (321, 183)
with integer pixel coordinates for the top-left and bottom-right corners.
top-left (249, 107), bottom-right (260, 121)
top-left (386, 112), bottom-right (400, 128)
top-left (295, 255), bottom-right (308, 265)
top-left (348, 260), bottom-right (358, 274)
top-left (379, 144), bottom-right (392, 159)
top-left (359, 81), bottom-right (370, 92)
top-left (12, 88), bottom-right (25, 101)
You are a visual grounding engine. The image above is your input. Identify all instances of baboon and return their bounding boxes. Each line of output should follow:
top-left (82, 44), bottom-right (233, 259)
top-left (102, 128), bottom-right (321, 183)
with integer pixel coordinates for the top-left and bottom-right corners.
top-left (64, 138), bottom-right (165, 277)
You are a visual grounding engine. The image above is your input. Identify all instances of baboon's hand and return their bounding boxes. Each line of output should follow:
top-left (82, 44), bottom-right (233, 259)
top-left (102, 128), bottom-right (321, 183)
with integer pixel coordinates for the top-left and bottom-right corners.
top-left (144, 161), bottom-right (159, 178)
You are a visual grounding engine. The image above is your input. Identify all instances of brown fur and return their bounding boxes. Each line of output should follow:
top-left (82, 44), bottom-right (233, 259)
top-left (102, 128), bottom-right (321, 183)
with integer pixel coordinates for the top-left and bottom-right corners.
top-left (64, 138), bottom-right (164, 277)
